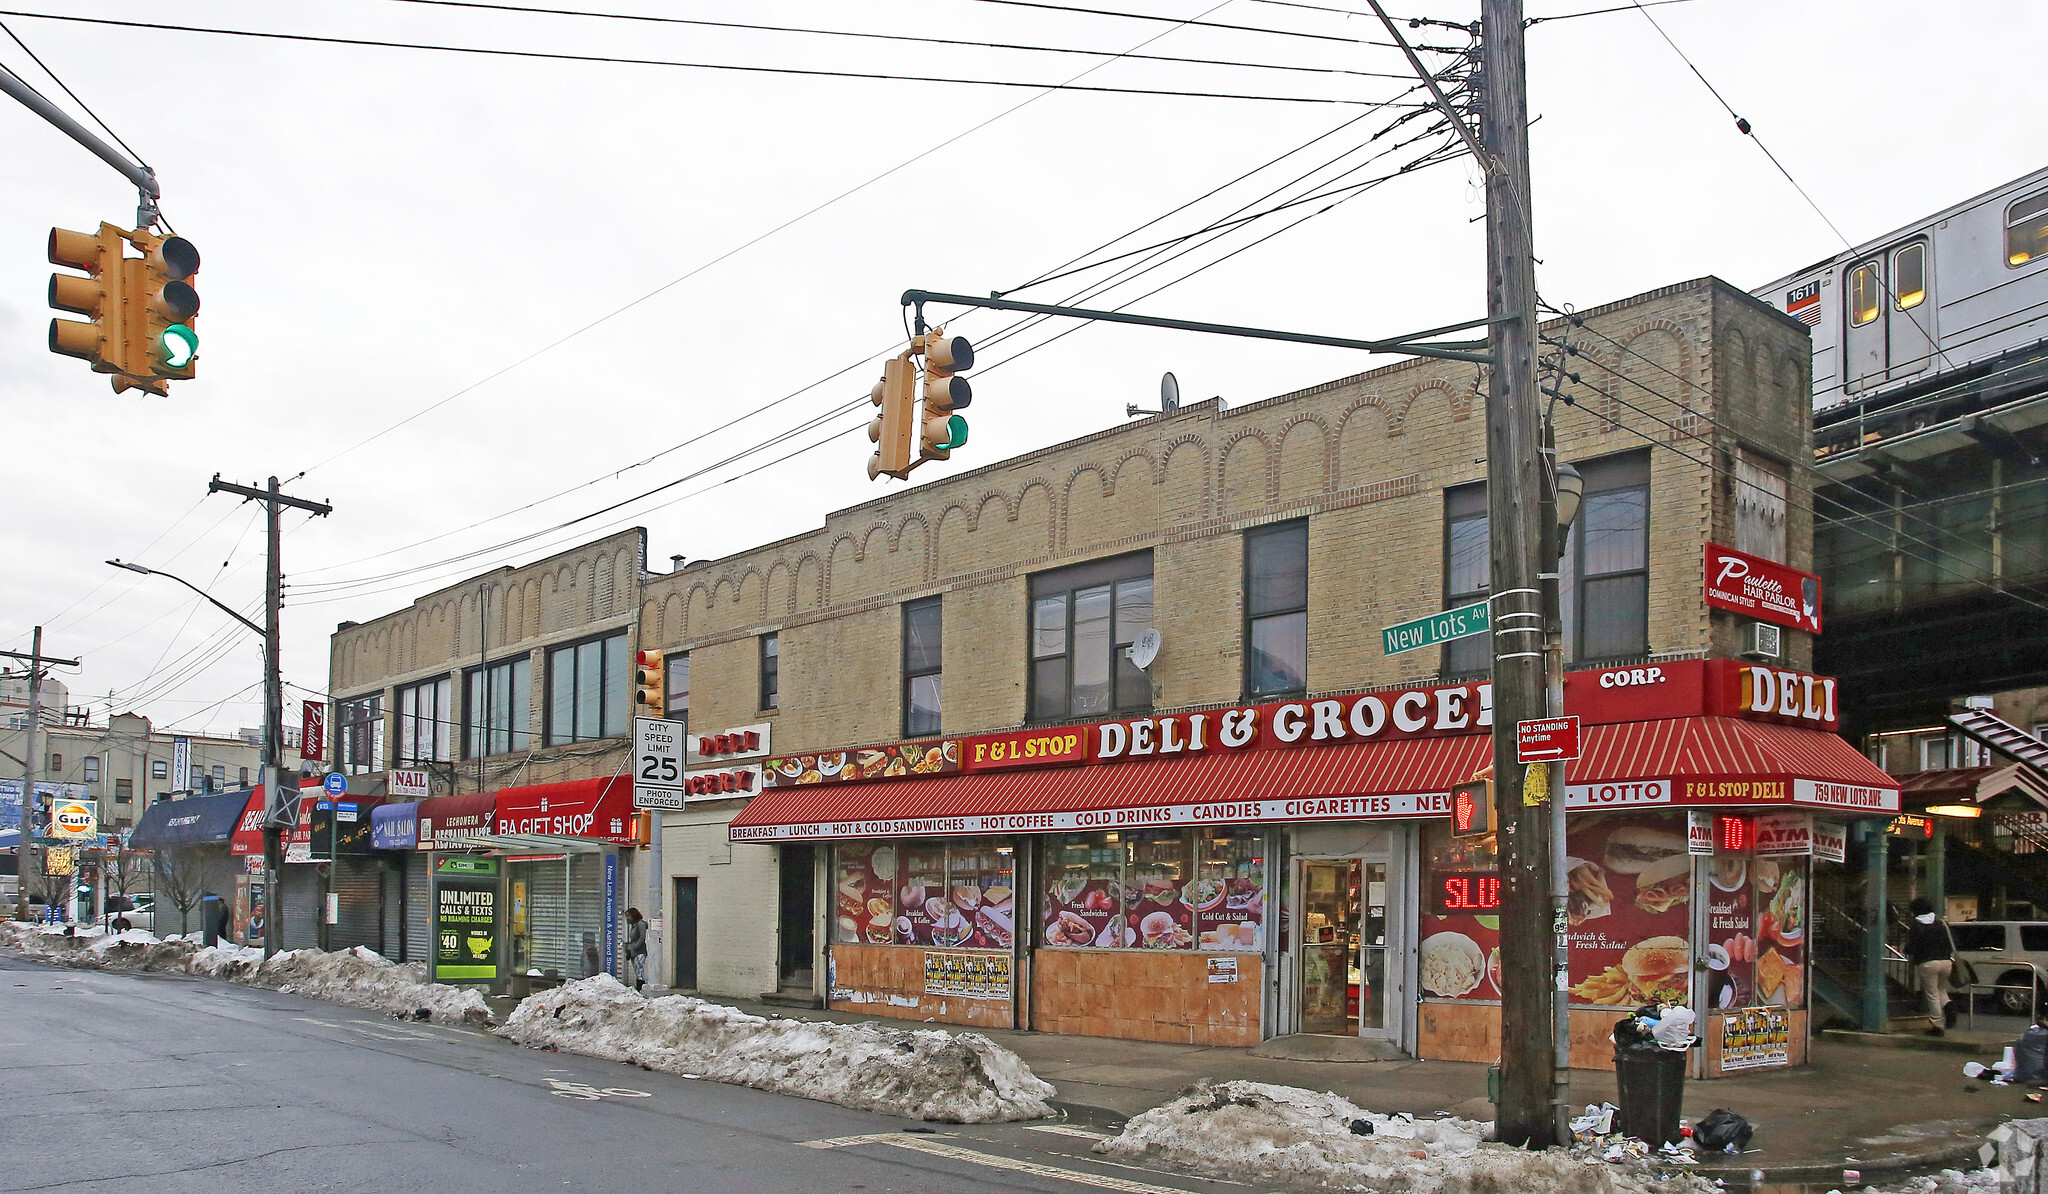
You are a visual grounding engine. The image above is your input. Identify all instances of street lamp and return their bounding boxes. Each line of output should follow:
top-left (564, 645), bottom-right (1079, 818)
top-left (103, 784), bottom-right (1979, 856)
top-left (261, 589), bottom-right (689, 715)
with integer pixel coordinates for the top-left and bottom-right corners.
top-left (1553, 463), bottom-right (1583, 554)
top-left (107, 560), bottom-right (263, 637)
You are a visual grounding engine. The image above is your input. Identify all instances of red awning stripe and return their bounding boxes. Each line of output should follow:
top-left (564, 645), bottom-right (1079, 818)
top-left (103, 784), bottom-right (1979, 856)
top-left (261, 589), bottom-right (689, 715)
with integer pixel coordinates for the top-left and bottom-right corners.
top-left (730, 716), bottom-right (1896, 836)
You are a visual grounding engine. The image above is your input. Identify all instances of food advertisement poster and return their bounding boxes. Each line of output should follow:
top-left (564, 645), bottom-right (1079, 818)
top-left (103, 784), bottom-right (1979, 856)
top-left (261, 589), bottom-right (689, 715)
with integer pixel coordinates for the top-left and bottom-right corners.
top-left (1041, 861), bottom-right (1264, 951)
top-left (834, 843), bottom-right (898, 944)
top-left (1561, 812), bottom-right (1693, 1008)
top-left (1191, 869), bottom-right (1265, 951)
top-left (1703, 854), bottom-right (1756, 1010)
top-left (1043, 875), bottom-right (1127, 947)
top-left (764, 740), bottom-right (959, 787)
top-left (1718, 1004), bottom-right (1792, 1071)
top-left (1750, 858), bottom-right (1806, 1010)
top-left (1419, 830), bottom-right (1501, 1003)
top-left (898, 844), bottom-right (948, 945)
top-left (1128, 856), bottom-right (1196, 950)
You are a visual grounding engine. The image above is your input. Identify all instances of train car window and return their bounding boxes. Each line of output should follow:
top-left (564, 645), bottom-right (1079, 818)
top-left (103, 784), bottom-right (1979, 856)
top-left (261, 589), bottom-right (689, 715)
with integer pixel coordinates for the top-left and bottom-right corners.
top-left (1848, 262), bottom-right (1881, 326)
top-left (2008, 191), bottom-right (2048, 267)
top-left (1893, 243), bottom-right (1926, 310)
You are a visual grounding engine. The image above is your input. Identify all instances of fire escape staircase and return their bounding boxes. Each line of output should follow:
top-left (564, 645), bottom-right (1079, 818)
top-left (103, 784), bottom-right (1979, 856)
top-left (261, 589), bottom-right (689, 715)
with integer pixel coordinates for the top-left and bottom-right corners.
top-left (1950, 709), bottom-right (2048, 779)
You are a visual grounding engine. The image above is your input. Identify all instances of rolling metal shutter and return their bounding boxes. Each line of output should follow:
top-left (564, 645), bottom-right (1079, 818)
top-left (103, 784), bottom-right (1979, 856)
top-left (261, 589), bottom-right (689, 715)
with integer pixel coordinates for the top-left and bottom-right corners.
top-left (280, 866), bottom-right (320, 951)
top-left (405, 854), bottom-right (432, 965)
top-left (379, 859), bottom-right (404, 961)
top-left (568, 852), bottom-right (606, 978)
top-left (513, 857), bottom-right (569, 976)
top-left (330, 857), bottom-right (383, 954)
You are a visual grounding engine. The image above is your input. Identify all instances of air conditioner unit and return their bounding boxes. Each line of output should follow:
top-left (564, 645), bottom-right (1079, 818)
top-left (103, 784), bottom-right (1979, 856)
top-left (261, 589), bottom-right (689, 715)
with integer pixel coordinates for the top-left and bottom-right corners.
top-left (1740, 621), bottom-right (1781, 660)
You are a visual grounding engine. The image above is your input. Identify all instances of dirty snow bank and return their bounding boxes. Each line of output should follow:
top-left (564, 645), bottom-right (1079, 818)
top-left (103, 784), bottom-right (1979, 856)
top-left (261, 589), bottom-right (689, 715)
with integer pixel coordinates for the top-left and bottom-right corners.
top-left (499, 975), bottom-right (1054, 1123)
top-left (1867, 1171), bottom-right (1998, 1194)
top-left (1095, 1082), bottom-right (1715, 1194)
top-left (0, 921), bottom-right (490, 1026)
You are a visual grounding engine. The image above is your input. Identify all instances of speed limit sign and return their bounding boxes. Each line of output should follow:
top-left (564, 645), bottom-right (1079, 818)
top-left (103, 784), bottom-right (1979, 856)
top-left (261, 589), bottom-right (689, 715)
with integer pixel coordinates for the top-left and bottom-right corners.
top-left (632, 717), bottom-right (687, 810)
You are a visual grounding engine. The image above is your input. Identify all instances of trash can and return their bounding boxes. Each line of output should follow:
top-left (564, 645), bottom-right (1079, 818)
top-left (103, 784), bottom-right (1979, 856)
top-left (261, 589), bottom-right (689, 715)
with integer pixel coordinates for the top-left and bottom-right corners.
top-left (1613, 1046), bottom-right (1687, 1146)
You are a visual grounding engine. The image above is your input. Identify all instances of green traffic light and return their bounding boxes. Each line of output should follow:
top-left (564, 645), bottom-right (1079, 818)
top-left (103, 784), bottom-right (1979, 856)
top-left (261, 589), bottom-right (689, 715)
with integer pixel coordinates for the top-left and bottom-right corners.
top-left (942, 414), bottom-right (968, 450)
top-left (161, 324), bottom-right (198, 368)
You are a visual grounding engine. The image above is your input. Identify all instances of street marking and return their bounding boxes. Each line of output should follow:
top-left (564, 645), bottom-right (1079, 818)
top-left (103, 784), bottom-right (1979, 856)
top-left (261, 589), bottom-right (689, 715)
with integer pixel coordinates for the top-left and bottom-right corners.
top-left (1026, 1124), bottom-right (1110, 1140)
top-left (546, 1078), bottom-right (653, 1100)
top-left (798, 1133), bottom-right (1203, 1193)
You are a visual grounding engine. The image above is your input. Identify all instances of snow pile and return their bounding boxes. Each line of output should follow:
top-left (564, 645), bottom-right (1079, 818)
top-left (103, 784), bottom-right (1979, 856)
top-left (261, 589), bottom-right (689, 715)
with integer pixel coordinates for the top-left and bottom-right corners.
top-left (189, 942), bottom-right (265, 979)
top-left (1867, 1171), bottom-right (1998, 1194)
top-left (500, 975), bottom-right (1055, 1123)
top-left (85, 928), bottom-right (160, 953)
top-left (1095, 1082), bottom-right (1714, 1194)
top-left (259, 946), bottom-right (494, 1026)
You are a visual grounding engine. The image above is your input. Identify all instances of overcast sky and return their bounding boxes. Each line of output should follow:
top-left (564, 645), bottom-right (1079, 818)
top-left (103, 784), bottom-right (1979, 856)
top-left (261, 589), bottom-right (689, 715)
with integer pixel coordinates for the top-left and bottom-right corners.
top-left (1, 0), bottom-right (2038, 742)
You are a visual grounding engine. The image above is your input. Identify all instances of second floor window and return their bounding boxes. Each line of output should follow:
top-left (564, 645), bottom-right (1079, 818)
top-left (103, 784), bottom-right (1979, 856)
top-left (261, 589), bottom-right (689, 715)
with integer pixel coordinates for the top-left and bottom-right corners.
top-left (466, 655), bottom-right (531, 758)
top-left (152, 760), bottom-right (167, 780)
top-left (1562, 451), bottom-right (1651, 665)
top-left (1442, 483), bottom-right (1490, 677)
top-left (83, 756), bottom-right (100, 783)
top-left (666, 651), bottom-right (691, 723)
top-left (338, 693), bottom-right (384, 775)
top-left (1030, 552), bottom-right (1152, 722)
top-left (115, 779), bottom-right (132, 803)
top-left (760, 634), bottom-right (780, 710)
top-left (547, 630), bottom-right (629, 745)
top-left (397, 676), bottom-right (453, 764)
top-left (1245, 522), bottom-right (1308, 698)
top-left (904, 597), bottom-right (943, 736)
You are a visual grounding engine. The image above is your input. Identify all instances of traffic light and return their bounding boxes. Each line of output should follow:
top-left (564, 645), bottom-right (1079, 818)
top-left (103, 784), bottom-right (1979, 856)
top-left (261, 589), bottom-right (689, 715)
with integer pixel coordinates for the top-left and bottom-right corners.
top-left (867, 351), bottom-right (916, 480)
top-left (633, 649), bottom-right (665, 715)
top-left (131, 229), bottom-right (200, 384)
top-left (1450, 778), bottom-right (1493, 839)
top-left (917, 328), bottom-right (974, 463)
top-left (47, 222), bottom-right (130, 378)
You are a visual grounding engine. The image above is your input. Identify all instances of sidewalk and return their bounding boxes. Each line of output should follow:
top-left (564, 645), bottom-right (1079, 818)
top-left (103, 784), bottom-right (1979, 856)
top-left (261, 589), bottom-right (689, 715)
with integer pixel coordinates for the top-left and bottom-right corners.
top-left (605, 987), bottom-right (2017, 1181)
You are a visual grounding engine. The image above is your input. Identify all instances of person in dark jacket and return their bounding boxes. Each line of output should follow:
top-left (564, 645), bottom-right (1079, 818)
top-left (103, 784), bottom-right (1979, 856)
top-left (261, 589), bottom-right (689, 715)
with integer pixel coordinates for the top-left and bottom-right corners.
top-left (1906, 897), bottom-right (1954, 1036)
top-left (624, 908), bottom-right (648, 993)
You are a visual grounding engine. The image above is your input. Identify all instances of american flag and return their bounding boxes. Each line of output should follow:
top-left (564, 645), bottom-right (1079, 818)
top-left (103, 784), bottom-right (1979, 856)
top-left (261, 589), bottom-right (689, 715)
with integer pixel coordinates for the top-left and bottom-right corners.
top-left (1786, 280), bottom-right (1822, 327)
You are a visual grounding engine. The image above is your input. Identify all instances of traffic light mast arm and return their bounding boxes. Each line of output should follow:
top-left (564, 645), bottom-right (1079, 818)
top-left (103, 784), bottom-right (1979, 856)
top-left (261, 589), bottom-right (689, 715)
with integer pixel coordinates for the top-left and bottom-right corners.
top-left (0, 64), bottom-right (161, 226)
top-left (901, 290), bottom-right (1502, 366)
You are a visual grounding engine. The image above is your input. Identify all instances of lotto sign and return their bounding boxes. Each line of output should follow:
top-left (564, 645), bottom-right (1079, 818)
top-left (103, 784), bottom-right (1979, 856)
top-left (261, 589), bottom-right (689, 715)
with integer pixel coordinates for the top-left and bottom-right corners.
top-left (633, 717), bottom-right (687, 810)
top-left (51, 799), bottom-right (97, 840)
top-left (1515, 716), bottom-right (1581, 763)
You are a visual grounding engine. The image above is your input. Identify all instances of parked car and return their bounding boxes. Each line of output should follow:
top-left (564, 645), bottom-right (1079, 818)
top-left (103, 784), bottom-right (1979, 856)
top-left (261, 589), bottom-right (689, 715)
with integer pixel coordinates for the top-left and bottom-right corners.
top-left (106, 894), bottom-right (155, 934)
top-left (1947, 921), bottom-right (2048, 1015)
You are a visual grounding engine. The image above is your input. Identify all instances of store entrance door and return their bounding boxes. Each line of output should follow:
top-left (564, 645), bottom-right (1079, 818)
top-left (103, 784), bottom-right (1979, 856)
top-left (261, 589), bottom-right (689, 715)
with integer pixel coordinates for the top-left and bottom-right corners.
top-left (1296, 858), bottom-right (1394, 1038)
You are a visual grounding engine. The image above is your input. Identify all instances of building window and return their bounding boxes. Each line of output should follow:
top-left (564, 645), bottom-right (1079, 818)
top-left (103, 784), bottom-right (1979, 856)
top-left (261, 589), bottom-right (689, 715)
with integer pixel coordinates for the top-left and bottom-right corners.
top-left (2034, 723), bottom-right (2048, 744)
top-left (338, 693), bottom-right (385, 775)
top-left (1734, 451), bottom-right (1788, 563)
top-left (466, 655), bottom-right (532, 758)
top-left (665, 652), bottom-right (690, 722)
top-left (49, 753), bottom-right (61, 773)
top-left (397, 676), bottom-right (454, 764)
top-left (238, 766), bottom-right (249, 786)
top-left (83, 756), bottom-right (99, 784)
top-left (1848, 261), bottom-right (1881, 325)
top-left (1921, 736), bottom-right (1952, 771)
top-left (2009, 190), bottom-right (2048, 268)
top-left (211, 765), bottom-right (224, 785)
top-left (760, 634), bottom-right (780, 711)
top-left (1029, 552), bottom-right (1153, 722)
top-left (152, 760), bottom-right (167, 780)
top-left (903, 598), bottom-right (943, 737)
top-left (1866, 740), bottom-right (1887, 771)
top-left (1245, 522), bottom-right (1308, 698)
top-left (547, 631), bottom-right (629, 745)
top-left (115, 779), bottom-right (132, 804)
top-left (1562, 451), bottom-right (1651, 665)
top-left (1442, 483), bottom-right (1490, 677)
top-left (1039, 827), bottom-right (1266, 951)
top-left (1893, 242), bottom-right (1926, 309)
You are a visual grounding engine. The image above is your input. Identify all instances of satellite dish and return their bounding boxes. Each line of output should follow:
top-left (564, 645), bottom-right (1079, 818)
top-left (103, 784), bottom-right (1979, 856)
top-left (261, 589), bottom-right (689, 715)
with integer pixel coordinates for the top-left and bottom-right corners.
top-left (1129, 628), bottom-right (1163, 670)
top-left (1160, 372), bottom-right (1180, 413)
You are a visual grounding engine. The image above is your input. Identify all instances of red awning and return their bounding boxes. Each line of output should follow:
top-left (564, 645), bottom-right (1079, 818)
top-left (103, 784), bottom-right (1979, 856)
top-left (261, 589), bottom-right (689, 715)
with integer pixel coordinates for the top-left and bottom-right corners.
top-left (229, 788), bottom-right (267, 855)
top-left (418, 791), bottom-right (496, 850)
top-left (491, 776), bottom-right (636, 844)
top-left (729, 716), bottom-right (1899, 841)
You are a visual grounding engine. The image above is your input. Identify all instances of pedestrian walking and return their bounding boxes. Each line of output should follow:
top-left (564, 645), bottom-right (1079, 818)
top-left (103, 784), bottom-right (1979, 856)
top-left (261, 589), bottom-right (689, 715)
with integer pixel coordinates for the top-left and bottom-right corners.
top-left (624, 907), bottom-right (648, 993)
top-left (1907, 897), bottom-right (1954, 1036)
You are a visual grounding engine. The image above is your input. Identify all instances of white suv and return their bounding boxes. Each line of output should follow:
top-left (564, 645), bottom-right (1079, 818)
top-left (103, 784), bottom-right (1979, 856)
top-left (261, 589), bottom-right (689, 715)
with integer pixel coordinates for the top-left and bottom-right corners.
top-left (1948, 921), bottom-right (2048, 1015)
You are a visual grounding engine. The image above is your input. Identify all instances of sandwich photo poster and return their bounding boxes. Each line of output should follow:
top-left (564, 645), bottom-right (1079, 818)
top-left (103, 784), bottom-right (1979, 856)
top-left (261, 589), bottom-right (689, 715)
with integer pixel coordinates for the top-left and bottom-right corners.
top-left (1563, 811), bottom-right (1694, 1008)
top-left (1701, 855), bottom-right (1807, 1011)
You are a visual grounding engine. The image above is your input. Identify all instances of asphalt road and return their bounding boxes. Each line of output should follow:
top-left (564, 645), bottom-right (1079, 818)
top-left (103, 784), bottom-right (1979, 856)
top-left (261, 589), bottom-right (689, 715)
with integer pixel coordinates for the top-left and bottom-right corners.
top-left (0, 954), bottom-right (1250, 1194)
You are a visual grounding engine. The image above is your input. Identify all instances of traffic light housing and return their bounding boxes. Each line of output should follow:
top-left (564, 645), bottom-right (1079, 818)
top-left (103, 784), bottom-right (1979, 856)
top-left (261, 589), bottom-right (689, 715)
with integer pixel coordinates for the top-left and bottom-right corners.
top-left (1450, 778), bottom-right (1493, 838)
top-left (867, 352), bottom-right (916, 480)
top-left (48, 222), bottom-right (129, 377)
top-left (633, 649), bottom-right (665, 714)
top-left (132, 229), bottom-right (199, 384)
top-left (917, 328), bottom-right (974, 463)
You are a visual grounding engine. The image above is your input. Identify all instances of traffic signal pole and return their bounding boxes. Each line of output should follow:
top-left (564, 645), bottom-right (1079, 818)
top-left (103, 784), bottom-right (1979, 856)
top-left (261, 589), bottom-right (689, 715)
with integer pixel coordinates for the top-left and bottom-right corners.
top-left (0, 63), bottom-right (159, 227)
top-left (207, 476), bottom-right (331, 956)
top-left (2, 629), bottom-right (79, 921)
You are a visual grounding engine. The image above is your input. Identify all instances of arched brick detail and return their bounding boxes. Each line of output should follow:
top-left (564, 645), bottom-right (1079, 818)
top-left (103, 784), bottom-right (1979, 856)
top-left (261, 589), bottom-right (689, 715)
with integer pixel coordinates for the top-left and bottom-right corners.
top-left (1276, 413), bottom-right (1333, 497)
top-left (1110, 448), bottom-right (1162, 491)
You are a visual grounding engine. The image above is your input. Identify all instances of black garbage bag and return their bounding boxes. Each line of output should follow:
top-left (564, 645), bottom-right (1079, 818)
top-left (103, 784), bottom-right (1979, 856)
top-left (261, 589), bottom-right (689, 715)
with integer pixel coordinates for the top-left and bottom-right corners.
top-left (1695, 1108), bottom-right (1753, 1152)
top-left (2018, 1025), bottom-right (2048, 1084)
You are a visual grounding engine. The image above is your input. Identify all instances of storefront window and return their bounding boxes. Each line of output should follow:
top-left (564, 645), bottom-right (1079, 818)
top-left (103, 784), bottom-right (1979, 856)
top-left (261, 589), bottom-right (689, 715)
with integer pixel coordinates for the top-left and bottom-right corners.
top-left (1420, 823), bottom-right (1501, 1002)
top-left (1703, 853), bottom-right (1806, 1012)
top-left (833, 842), bottom-right (897, 945)
top-left (1194, 827), bottom-right (1265, 950)
top-left (897, 841), bottom-right (948, 945)
top-left (1042, 828), bottom-right (1265, 952)
top-left (948, 842), bottom-right (1016, 950)
top-left (1043, 832), bottom-right (1126, 947)
top-left (1128, 829), bottom-right (1194, 949)
top-left (833, 840), bottom-right (1015, 950)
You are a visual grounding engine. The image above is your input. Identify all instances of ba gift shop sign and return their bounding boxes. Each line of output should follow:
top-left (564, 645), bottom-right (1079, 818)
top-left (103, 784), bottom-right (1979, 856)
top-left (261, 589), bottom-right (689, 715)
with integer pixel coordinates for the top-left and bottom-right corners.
top-left (1704, 543), bottom-right (1822, 634)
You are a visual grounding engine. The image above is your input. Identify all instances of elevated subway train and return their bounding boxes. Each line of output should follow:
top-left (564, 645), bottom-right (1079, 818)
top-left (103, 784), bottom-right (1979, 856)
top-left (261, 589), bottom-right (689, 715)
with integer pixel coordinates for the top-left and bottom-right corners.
top-left (1754, 165), bottom-right (2048, 412)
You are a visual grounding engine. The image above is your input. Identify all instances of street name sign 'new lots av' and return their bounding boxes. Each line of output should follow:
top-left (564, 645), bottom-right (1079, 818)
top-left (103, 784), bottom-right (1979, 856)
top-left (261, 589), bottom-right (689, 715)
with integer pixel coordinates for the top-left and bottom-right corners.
top-left (1382, 599), bottom-right (1489, 656)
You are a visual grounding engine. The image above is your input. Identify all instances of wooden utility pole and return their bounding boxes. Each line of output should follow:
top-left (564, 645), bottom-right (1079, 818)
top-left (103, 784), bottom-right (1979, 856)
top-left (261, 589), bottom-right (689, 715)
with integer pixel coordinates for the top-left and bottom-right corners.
top-left (208, 476), bottom-right (332, 956)
top-left (4, 629), bottom-right (80, 921)
top-left (1479, 0), bottom-right (1559, 1148)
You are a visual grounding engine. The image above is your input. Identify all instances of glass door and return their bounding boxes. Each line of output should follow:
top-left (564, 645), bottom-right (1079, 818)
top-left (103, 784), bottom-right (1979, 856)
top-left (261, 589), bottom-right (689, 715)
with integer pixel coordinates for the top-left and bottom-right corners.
top-left (1357, 861), bottom-right (1389, 1033)
top-left (1298, 860), bottom-right (1360, 1035)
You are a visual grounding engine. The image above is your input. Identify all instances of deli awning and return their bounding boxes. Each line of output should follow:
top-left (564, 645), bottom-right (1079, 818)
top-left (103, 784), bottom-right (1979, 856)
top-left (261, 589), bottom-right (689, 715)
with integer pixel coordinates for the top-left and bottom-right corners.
top-left (129, 789), bottom-right (254, 849)
top-left (729, 716), bottom-right (1900, 841)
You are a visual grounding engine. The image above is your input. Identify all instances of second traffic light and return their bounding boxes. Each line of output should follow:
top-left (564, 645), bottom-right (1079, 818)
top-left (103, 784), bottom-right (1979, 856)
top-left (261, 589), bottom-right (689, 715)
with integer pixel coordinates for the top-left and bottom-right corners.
top-left (633, 650), bottom-right (665, 714)
top-left (917, 328), bottom-right (974, 463)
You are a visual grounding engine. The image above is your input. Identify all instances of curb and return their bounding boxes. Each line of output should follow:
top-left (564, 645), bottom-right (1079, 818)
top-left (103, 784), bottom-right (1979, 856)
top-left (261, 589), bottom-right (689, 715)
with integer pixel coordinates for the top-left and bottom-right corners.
top-left (1688, 1136), bottom-right (1991, 1184)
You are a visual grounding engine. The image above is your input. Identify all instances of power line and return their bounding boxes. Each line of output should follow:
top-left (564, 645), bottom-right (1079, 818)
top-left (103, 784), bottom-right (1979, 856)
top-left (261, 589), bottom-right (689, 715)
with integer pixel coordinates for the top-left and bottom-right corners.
top-left (0, 18), bottom-right (145, 165)
top-left (0, 9), bottom-right (1408, 105)
top-left (956, 0), bottom-right (1459, 49)
top-left (1521, 0), bottom-right (1700, 26)
top-left (379, 0), bottom-right (1419, 82)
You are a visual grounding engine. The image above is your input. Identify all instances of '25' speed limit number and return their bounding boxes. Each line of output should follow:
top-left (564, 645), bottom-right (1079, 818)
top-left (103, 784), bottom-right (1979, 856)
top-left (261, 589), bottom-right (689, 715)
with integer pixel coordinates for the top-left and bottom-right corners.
top-left (632, 717), bottom-right (687, 809)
